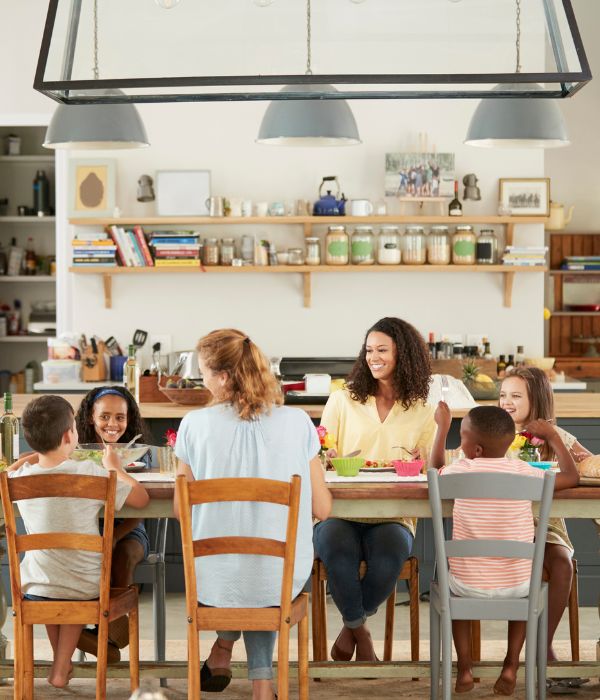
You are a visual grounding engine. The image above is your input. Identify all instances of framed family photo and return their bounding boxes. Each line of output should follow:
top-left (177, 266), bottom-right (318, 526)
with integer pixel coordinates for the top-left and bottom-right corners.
top-left (385, 152), bottom-right (455, 198)
top-left (499, 178), bottom-right (550, 216)
top-left (69, 159), bottom-right (116, 217)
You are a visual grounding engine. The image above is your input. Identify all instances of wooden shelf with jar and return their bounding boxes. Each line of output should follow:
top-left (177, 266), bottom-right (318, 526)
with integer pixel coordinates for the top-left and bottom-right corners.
top-left (547, 231), bottom-right (600, 376)
top-left (69, 215), bottom-right (548, 309)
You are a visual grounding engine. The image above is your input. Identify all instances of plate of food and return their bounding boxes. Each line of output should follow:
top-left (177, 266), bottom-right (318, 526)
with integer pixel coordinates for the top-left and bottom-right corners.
top-left (125, 461), bottom-right (148, 473)
top-left (360, 460), bottom-right (395, 473)
top-left (73, 443), bottom-right (151, 469)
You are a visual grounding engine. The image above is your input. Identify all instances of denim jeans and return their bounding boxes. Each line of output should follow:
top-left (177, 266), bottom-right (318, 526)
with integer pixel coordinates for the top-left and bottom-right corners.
top-left (313, 518), bottom-right (414, 628)
top-left (217, 631), bottom-right (276, 680)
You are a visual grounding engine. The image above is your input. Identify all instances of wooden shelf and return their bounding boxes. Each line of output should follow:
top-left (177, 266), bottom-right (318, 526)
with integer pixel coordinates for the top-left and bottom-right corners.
top-left (0, 336), bottom-right (53, 343)
top-left (0, 275), bottom-right (55, 282)
top-left (0, 156), bottom-right (54, 163)
top-left (0, 216), bottom-right (55, 223)
top-left (69, 264), bottom-right (546, 310)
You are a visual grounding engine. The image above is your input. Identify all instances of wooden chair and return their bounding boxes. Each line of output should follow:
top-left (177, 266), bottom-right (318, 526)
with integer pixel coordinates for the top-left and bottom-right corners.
top-left (0, 471), bottom-right (140, 700)
top-left (469, 557), bottom-right (580, 665)
top-left (311, 556), bottom-right (420, 662)
top-left (177, 474), bottom-right (309, 700)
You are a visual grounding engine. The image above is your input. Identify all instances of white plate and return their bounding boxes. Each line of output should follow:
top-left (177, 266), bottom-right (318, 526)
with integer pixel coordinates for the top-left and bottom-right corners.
top-left (286, 390), bottom-right (330, 397)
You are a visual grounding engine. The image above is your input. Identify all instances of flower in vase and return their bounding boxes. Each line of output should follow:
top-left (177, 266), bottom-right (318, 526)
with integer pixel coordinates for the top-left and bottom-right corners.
top-left (165, 429), bottom-right (177, 448)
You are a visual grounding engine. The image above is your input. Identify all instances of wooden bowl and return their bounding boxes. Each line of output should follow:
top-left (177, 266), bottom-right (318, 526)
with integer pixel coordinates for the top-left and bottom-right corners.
top-left (158, 386), bottom-right (213, 407)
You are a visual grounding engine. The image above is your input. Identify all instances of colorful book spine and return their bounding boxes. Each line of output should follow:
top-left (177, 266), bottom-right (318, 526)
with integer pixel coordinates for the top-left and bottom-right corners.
top-left (108, 226), bottom-right (128, 266)
top-left (133, 225), bottom-right (154, 266)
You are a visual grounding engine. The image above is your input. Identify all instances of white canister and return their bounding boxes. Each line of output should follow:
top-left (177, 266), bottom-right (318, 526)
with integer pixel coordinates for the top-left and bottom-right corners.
top-left (304, 373), bottom-right (332, 394)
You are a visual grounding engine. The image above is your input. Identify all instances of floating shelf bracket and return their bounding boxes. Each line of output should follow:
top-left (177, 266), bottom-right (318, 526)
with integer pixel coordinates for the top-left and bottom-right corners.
top-left (303, 272), bottom-right (312, 308)
top-left (103, 274), bottom-right (112, 309)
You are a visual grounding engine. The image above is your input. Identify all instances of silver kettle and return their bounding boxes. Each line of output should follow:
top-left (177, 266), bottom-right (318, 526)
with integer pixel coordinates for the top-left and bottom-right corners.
top-left (169, 351), bottom-right (201, 379)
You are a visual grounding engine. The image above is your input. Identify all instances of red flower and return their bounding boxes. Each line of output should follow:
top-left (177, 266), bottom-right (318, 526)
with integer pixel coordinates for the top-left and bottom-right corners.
top-left (165, 429), bottom-right (177, 448)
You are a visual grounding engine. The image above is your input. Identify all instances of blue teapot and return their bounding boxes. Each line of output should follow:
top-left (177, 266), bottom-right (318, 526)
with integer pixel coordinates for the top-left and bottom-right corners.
top-left (313, 176), bottom-right (346, 216)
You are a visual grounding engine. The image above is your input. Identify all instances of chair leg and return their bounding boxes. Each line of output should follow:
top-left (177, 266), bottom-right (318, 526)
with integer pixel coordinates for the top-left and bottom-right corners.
top-left (441, 613), bottom-right (452, 700)
top-left (310, 564), bottom-right (322, 662)
top-left (298, 606), bottom-right (309, 700)
top-left (319, 578), bottom-right (327, 661)
top-left (129, 606), bottom-right (140, 693)
top-left (23, 624), bottom-right (34, 700)
top-left (277, 622), bottom-right (291, 700)
top-left (471, 620), bottom-right (481, 683)
top-left (13, 617), bottom-right (23, 700)
top-left (96, 617), bottom-right (109, 700)
top-left (409, 558), bottom-right (420, 663)
top-left (538, 609), bottom-right (548, 700)
top-left (383, 586), bottom-right (396, 661)
top-left (187, 624), bottom-right (200, 700)
top-left (568, 559), bottom-right (580, 662)
top-left (524, 618), bottom-right (537, 700)
top-left (429, 608), bottom-right (440, 700)
top-left (155, 560), bottom-right (167, 686)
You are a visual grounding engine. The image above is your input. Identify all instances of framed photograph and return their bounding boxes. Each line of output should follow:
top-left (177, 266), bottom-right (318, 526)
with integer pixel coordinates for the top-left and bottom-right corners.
top-left (156, 170), bottom-right (211, 216)
top-left (385, 152), bottom-right (455, 198)
top-left (69, 159), bottom-right (116, 217)
top-left (499, 178), bottom-right (550, 216)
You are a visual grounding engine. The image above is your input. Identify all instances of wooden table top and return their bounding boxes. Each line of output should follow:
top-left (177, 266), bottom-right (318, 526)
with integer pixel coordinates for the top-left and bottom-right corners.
top-left (12, 392), bottom-right (600, 419)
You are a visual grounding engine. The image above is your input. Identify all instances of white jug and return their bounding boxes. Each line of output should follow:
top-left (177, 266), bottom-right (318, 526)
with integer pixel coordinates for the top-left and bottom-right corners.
top-left (548, 201), bottom-right (574, 230)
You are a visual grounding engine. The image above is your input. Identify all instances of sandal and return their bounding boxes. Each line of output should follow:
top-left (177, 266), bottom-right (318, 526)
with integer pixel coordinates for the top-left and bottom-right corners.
top-left (200, 661), bottom-right (232, 693)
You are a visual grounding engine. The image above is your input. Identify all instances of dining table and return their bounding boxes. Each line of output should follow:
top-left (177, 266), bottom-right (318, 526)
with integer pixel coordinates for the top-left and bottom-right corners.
top-left (1, 473), bottom-right (599, 683)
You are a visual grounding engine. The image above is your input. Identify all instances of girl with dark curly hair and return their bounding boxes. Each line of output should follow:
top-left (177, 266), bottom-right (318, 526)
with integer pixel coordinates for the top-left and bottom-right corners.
top-left (74, 386), bottom-right (152, 663)
top-left (314, 317), bottom-right (435, 662)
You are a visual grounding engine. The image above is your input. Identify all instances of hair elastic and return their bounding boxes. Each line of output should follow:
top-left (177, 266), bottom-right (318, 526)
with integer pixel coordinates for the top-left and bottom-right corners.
top-left (244, 336), bottom-right (251, 345)
top-left (93, 388), bottom-right (125, 402)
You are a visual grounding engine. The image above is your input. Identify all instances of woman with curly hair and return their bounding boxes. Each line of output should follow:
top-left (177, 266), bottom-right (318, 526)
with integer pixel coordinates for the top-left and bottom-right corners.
top-left (314, 316), bottom-right (435, 662)
top-left (74, 386), bottom-right (152, 662)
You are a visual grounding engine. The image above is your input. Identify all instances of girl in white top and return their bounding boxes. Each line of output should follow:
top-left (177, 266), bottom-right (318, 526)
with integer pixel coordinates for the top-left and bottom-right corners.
top-left (174, 329), bottom-right (331, 700)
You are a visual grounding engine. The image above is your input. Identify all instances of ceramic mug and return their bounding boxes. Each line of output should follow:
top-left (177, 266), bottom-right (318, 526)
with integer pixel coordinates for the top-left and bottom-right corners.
top-left (229, 198), bottom-right (242, 217)
top-left (206, 196), bottom-right (224, 217)
top-left (241, 200), bottom-right (253, 217)
top-left (349, 199), bottom-right (373, 216)
top-left (255, 201), bottom-right (269, 217)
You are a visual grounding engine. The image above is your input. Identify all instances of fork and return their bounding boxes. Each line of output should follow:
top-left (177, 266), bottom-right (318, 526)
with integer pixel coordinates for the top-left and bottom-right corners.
top-left (441, 374), bottom-right (450, 403)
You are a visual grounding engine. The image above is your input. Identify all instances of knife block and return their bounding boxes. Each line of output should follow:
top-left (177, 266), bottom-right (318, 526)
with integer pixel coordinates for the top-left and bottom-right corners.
top-left (82, 343), bottom-right (107, 382)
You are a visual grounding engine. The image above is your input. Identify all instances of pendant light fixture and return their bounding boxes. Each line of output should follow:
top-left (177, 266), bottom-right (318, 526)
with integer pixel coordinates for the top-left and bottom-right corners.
top-left (44, 0), bottom-right (148, 150)
top-left (465, 0), bottom-right (569, 149)
top-left (256, 0), bottom-right (360, 146)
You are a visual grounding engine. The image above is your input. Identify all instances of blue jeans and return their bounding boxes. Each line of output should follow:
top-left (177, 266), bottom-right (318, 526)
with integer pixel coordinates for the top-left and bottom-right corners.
top-left (217, 631), bottom-right (276, 680)
top-left (313, 518), bottom-right (414, 628)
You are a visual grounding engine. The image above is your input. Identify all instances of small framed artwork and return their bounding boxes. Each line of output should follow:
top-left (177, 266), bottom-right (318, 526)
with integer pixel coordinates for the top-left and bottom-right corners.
top-left (499, 178), bottom-right (551, 216)
top-left (69, 159), bottom-right (116, 217)
top-left (385, 152), bottom-right (455, 198)
top-left (156, 170), bottom-right (211, 216)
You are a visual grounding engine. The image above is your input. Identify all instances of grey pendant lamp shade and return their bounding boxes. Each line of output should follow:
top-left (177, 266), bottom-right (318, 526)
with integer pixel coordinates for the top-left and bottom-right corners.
top-left (44, 89), bottom-right (149, 150)
top-left (256, 83), bottom-right (361, 146)
top-left (465, 83), bottom-right (569, 149)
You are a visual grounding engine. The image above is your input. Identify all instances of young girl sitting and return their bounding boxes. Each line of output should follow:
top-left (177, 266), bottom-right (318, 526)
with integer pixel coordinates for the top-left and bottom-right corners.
top-left (75, 386), bottom-right (153, 661)
top-left (431, 403), bottom-right (579, 695)
top-left (500, 367), bottom-right (590, 663)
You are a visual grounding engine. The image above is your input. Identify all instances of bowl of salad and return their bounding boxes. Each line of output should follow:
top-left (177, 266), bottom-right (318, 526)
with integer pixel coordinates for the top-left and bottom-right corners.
top-left (73, 443), bottom-right (151, 469)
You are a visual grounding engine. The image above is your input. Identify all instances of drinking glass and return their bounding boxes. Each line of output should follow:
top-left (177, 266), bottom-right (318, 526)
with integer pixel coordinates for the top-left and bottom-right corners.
top-left (157, 446), bottom-right (177, 475)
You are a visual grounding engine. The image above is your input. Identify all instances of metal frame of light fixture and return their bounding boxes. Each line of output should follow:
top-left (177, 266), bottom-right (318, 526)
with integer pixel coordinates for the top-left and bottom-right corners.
top-left (35, 0), bottom-right (590, 105)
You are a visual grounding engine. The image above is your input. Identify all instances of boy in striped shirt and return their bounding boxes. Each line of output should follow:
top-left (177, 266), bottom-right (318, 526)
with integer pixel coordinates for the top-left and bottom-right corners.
top-left (430, 404), bottom-right (578, 695)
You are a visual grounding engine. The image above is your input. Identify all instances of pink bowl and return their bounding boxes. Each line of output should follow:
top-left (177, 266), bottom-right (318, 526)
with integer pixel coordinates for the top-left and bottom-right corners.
top-left (392, 459), bottom-right (424, 477)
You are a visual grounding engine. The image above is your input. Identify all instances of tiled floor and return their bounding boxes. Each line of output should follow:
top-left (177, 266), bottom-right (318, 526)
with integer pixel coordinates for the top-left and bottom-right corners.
top-left (1, 593), bottom-right (598, 698)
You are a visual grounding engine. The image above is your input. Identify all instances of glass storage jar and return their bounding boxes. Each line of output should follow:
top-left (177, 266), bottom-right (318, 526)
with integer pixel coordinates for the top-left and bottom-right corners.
top-left (452, 225), bottom-right (476, 265)
top-left (476, 228), bottom-right (499, 264)
top-left (305, 237), bottom-right (321, 265)
top-left (402, 226), bottom-right (427, 265)
top-left (427, 225), bottom-right (451, 265)
top-left (288, 248), bottom-right (305, 265)
top-left (377, 226), bottom-right (401, 264)
top-left (220, 237), bottom-right (235, 266)
top-left (351, 226), bottom-right (375, 265)
top-left (203, 238), bottom-right (220, 266)
top-left (325, 225), bottom-right (349, 265)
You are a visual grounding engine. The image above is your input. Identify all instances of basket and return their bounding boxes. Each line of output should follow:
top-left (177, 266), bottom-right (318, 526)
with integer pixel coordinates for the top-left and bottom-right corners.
top-left (158, 386), bottom-right (213, 407)
top-left (392, 459), bottom-right (424, 477)
top-left (463, 379), bottom-right (500, 401)
top-left (330, 457), bottom-right (364, 477)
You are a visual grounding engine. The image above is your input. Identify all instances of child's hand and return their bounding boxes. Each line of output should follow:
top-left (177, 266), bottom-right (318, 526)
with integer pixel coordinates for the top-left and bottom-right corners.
top-left (434, 401), bottom-right (452, 432)
top-left (523, 419), bottom-right (557, 442)
top-left (102, 445), bottom-right (121, 472)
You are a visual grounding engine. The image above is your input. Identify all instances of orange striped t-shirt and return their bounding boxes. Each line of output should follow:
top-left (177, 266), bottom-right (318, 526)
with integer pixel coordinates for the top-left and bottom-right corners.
top-left (439, 458), bottom-right (545, 590)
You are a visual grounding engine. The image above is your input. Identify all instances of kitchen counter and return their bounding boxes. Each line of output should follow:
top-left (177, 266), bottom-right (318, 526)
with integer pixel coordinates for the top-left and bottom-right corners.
top-left (11, 392), bottom-right (600, 418)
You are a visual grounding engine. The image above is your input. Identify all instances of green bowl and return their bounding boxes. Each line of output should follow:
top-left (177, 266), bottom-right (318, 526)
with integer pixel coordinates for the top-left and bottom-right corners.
top-left (330, 457), bottom-right (364, 477)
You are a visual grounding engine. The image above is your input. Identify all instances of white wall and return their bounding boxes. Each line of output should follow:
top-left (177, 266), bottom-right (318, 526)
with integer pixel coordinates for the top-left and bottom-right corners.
top-left (2, 0), bottom-right (552, 363)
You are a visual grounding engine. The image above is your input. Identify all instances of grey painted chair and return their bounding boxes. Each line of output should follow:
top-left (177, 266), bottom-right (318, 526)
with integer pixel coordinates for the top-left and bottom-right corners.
top-left (427, 468), bottom-right (556, 700)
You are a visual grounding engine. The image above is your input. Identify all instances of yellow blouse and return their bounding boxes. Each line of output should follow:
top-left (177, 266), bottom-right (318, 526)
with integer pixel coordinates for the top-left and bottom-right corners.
top-left (321, 389), bottom-right (436, 536)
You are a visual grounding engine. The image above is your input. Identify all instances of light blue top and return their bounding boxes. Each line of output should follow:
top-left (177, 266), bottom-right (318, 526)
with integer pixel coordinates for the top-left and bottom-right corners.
top-left (175, 403), bottom-right (320, 607)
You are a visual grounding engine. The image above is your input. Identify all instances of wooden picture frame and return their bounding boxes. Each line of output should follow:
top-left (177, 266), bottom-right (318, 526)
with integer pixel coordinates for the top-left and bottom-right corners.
top-left (69, 159), bottom-right (116, 218)
top-left (156, 170), bottom-right (211, 216)
top-left (499, 178), bottom-right (550, 216)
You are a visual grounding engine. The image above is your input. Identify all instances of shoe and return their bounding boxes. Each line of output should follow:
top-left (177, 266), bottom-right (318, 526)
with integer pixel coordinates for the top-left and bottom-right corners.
top-left (108, 615), bottom-right (129, 649)
top-left (200, 660), bottom-right (232, 692)
top-left (330, 629), bottom-right (355, 662)
top-left (76, 629), bottom-right (121, 664)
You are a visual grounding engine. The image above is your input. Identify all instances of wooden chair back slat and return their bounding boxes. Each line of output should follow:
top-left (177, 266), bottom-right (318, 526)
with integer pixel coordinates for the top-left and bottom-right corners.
top-left (187, 477), bottom-right (290, 506)
top-left (193, 536), bottom-right (286, 558)
top-left (7, 474), bottom-right (109, 502)
top-left (15, 533), bottom-right (103, 554)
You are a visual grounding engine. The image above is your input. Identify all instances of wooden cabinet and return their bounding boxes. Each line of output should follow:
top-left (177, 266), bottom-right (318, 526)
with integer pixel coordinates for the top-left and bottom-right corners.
top-left (554, 358), bottom-right (600, 379)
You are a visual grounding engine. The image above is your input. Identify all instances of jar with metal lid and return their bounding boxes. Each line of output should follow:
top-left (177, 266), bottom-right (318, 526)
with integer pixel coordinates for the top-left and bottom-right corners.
top-left (452, 225), bottom-right (476, 265)
top-left (203, 238), bottom-right (220, 266)
top-left (220, 237), bottom-right (235, 266)
top-left (476, 228), bottom-right (499, 264)
top-left (377, 226), bottom-right (401, 264)
top-left (325, 225), bottom-right (349, 265)
top-left (427, 225), bottom-right (451, 265)
top-left (351, 226), bottom-right (375, 265)
top-left (305, 237), bottom-right (321, 265)
top-left (288, 248), bottom-right (305, 265)
top-left (402, 226), bottom-right (427, 265)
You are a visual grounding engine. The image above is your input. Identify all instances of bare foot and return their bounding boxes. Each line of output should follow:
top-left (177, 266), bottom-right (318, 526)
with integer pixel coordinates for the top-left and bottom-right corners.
top-left (455, 664), bottom-right (475, 693)
top-left (493, 659), bottom-right (518, 696)
top-left (547, 645), bottom-right (558, 663)
top-left (331, 626), bottom-right (355, 661)
top-left (47, 662), bottom-right (73, 688)
top-left (352, 624), bottom-right (378, 662)
top-left (206, 637), bottom-right (233, 671)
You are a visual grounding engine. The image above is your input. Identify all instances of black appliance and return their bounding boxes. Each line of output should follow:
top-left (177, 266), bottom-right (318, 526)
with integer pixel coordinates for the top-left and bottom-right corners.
top-left (280, 357), bottom-right (356, 405)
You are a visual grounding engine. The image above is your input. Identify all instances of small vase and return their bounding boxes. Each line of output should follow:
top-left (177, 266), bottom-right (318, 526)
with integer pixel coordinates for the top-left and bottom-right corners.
top-left (519, 446), bottom-right (541, 463)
